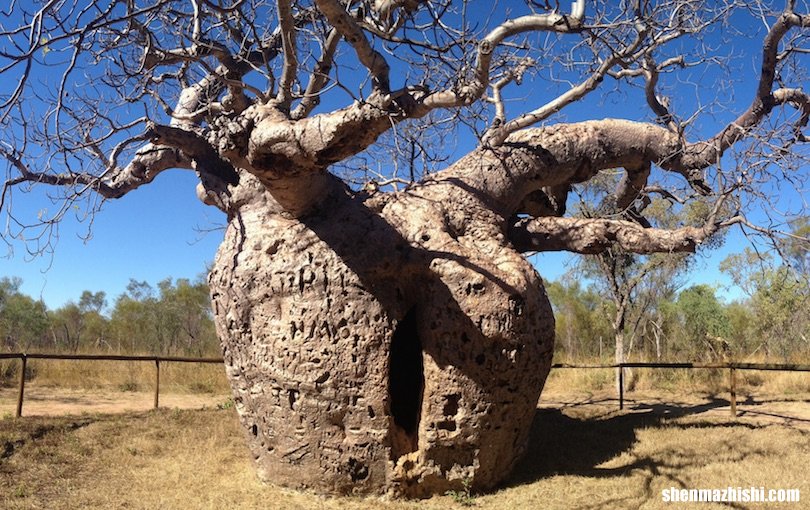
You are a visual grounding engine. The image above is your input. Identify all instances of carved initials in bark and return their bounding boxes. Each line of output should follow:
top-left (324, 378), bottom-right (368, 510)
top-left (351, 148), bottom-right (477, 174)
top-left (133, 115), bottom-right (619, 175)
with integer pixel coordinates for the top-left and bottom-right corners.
top-left (209, 174), bottom-right (553, 495)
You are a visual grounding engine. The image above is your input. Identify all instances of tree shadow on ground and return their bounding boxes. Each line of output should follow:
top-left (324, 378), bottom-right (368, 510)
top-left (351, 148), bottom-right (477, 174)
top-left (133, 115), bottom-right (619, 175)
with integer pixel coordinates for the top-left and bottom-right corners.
top-left (501, 396), bottom-right (800, 510)
top-left (1, 416), bottom-right (95, 460)
top-left (505, 394), bottom-right (799, 486)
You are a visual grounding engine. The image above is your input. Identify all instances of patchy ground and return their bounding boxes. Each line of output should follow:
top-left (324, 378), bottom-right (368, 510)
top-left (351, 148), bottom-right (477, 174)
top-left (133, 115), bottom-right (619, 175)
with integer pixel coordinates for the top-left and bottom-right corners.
top-left (0, 387), bottom-right (228, 417)
top-left (539, 388), bottom-right (810, 428)
top-left (1, 389), bottom-right (808, 509)
top-left (4, 384), bottom-right (809, 427)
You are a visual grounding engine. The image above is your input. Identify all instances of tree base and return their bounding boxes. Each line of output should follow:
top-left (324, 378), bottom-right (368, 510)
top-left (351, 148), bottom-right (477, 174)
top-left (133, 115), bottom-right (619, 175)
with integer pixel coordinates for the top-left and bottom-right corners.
top-left (209, 181), bottom-right (554, 497)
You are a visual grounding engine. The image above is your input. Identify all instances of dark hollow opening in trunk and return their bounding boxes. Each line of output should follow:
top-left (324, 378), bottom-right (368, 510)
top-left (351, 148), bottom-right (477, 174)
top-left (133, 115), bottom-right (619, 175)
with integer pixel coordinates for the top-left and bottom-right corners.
top-left (389, 308), bottom-right (424, 440)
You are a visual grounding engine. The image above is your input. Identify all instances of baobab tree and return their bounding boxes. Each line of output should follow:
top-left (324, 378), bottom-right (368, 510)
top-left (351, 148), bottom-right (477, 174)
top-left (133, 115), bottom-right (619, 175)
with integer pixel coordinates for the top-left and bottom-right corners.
top-left (1, 0), bottom-right (808, 497)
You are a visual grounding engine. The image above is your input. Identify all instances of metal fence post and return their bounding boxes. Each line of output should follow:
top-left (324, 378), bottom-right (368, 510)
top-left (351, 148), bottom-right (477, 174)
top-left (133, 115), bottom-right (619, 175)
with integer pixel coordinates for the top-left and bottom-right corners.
top-left (16, 354), bottom-right (27, 418)
top-left (729, 367), bottom-right (737, 418)
top-left (618, 366), bottom-right (624, 410)
top-left (154, 359), bottom-right (160, 409)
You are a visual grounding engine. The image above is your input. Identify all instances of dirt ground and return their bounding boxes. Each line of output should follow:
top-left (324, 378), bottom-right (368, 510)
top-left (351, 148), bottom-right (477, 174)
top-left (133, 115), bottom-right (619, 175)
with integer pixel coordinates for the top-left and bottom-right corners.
top-left (2, 387), bottom-right (809, 509)
top-left (3, 384), bottom-right (810, 427)
top-left (0, 386), bottom-right (229, 417)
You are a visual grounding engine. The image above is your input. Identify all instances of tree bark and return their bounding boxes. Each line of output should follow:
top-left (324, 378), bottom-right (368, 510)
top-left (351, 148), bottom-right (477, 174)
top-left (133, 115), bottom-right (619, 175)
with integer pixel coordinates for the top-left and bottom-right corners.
top-left (209, 173), bottom-right (555, 496)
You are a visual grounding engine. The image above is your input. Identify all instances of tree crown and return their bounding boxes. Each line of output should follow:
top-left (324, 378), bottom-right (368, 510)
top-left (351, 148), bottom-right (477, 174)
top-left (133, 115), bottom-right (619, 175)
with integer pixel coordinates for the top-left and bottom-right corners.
top-left (1, 0), bottom-right (808, 259)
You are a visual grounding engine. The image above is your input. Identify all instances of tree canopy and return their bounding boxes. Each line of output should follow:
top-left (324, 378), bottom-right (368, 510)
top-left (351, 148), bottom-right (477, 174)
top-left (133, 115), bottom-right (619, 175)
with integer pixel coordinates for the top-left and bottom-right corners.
top-left (0, 0), bottom-right (807, 256)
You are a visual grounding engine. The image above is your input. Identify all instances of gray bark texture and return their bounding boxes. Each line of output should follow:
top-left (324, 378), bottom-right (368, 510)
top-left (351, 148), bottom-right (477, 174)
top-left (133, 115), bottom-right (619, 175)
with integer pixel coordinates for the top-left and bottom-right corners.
top-left (208, 172), bottom-right (554, 496)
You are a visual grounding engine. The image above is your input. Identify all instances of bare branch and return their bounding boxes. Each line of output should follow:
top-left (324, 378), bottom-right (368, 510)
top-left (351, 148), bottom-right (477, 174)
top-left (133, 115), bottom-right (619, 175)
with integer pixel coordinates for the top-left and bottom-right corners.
top-left (1, 0), bottom-right (807, 253)
top-left (276, 0), bottom-right (298, 108)
top-left (489, 58), bottom-right (536, 125)
top-left (641, 186), bottom-right (690, 205)
top-left (682, 11), bottom-right (810, 168)
top-left (641, 56), bottom-right (680, 133)
top-left (291, 29), bottom-right (341, 120)
top-left (615, 161), bottom-right (652, 212)
top-left (146, 123), bottom-right (239, 185)
top-left (315, 0), bottom-right (392, 93)
top-left (421, 1), bottom-right (585, 111)
top-left (483, 17), bottom-right (660, 145)
top-left (773, 87), bottom-right (810, 142)
top-left (1, 140), bottom-right (190, 201)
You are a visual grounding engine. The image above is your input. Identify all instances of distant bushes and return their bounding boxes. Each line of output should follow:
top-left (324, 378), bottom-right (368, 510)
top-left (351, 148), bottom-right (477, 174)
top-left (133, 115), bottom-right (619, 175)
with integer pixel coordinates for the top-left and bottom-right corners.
top-left (1, 276), bottom-right (220, 357)
top-left (548, 255), bottom-right (810, 365)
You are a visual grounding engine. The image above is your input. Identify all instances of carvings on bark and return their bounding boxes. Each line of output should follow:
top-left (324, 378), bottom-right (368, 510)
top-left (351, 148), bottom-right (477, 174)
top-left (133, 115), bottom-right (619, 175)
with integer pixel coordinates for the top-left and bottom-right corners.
top-left (209, 175), bottom-right (554, 496)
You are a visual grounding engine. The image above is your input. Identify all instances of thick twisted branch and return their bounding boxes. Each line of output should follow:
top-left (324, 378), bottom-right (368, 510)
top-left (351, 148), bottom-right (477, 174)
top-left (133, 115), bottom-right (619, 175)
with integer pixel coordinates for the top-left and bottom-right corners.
top-left (509, 216), bottom-right (719, 254)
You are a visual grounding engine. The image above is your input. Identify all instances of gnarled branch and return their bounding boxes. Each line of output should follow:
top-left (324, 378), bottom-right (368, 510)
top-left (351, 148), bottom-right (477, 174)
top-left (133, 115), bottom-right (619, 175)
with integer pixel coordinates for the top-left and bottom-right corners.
top-left (509, 216), bottom-right (731, 254)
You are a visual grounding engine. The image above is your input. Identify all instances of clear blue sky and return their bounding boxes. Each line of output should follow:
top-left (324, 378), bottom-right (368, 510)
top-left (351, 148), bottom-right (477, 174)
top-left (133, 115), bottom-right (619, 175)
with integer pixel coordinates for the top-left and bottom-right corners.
top-left (4, 171), bottom-right (226, 309)
top-left (1, 2), bottom-right (800, 310)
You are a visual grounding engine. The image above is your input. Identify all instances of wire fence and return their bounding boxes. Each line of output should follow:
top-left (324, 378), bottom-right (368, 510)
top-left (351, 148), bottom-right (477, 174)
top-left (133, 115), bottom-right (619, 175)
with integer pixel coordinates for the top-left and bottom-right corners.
top-left (553, 361), bottom-right (810, 415)
top-left (3, 353), bottom-right (810, 418)
top-left (2, 352), bottom-right (223, 417)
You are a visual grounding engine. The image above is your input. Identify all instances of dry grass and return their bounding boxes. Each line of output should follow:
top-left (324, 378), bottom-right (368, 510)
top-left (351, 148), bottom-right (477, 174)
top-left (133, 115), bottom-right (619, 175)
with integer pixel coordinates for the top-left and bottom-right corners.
top-left (2, 392), bottom-right (809, 510)
top-left (4, 355), bottom-right (807, 398)
top-left (545, 363), bottom-right (810, 396)
top-left (2, 355), bottom-right (808, 508)
top-left (0, 358), bottom-right (230, 394)
top-left (0, 386), bottom-right (228, 417)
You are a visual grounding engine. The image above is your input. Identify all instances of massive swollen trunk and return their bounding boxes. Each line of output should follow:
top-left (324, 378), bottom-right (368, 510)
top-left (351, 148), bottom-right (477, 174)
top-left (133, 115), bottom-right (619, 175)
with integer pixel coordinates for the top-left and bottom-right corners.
top-left (208, 173), bottom-right (555, 496)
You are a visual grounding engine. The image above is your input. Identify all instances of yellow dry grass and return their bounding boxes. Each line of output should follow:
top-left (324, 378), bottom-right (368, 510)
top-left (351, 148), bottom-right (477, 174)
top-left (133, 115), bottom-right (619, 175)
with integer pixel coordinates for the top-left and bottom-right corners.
top-left (2, 391), bottom-right (809, 510)
top-left (4, 355), bottom-right (807, 398)
top-left (545, 364), bottom-right (810, 395)
top-left (1, 357), bottom-right (231, 394)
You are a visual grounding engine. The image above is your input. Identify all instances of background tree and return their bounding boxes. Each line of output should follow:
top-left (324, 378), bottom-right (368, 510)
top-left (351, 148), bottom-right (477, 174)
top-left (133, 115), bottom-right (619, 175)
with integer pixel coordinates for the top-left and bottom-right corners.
top-left (721, 247), bottom-right (810, 359)
top-left (546, 276), bottom-right (612, 360)
top-left (783, 216), bottom-right (810, 277)
top-left (110, 280), bottom-right (161, 353)
top-left (0, 275), bottom-right (218, 358)
top-left (50, 290), bottom-right (109, 352)
top-left (1, 0), bottom-right (809, 498)
top-left (675, 284), bottom-right (731, 360)
top-left (0, 277), bottom-right (49, 351)
top-left (570, 172), bottom-right (723, 388)
top-left (109, 277), bottom-right (218, 355)
top-left (155, 277), bottom-right (219, 356)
